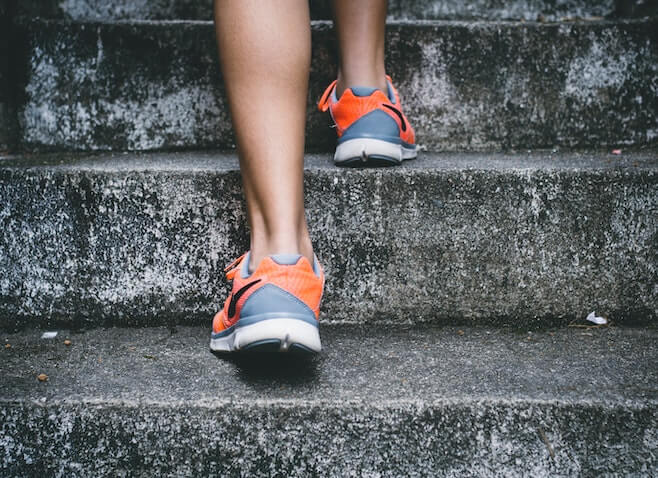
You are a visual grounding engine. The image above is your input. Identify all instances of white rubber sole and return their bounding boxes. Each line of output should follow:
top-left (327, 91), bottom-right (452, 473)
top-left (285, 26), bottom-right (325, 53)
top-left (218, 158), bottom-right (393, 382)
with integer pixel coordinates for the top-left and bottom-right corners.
top-left (334, 138), bottom-right (417, 166)
top-left (210, 318), bottom-right (321, 353)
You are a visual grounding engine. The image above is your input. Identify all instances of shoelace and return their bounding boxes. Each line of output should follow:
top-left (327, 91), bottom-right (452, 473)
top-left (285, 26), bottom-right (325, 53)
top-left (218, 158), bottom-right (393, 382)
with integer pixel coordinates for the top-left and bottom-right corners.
top-left (224, 253), bottom-right (247, 280)
top-left (317, 75), bottom-right (401, 112)
top-left (317, 79), bottom-right (337, 112)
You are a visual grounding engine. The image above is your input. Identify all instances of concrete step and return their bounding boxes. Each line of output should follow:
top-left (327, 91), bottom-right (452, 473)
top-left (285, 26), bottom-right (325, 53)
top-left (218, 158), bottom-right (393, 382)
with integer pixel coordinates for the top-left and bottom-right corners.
top-left (14, 0), bottom-right (658, 21)
top-left (2, 325), bottom-right (656, 476)
top-left (1, 151), bottom-right (656, 328)
top-left (8, 18), bottom-right (657, 152)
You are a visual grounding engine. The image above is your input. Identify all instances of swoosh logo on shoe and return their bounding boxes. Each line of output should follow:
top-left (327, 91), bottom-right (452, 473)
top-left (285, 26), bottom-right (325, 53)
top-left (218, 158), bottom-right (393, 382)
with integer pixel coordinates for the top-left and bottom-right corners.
top-left (228, 279), bottom-right (261, 319)
top-left (381, 104), bottom-right (407, 132)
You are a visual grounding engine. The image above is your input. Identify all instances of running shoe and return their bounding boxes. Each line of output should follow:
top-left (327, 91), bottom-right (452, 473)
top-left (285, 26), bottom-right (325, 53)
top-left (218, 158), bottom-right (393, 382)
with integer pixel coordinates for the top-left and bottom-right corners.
top-left (317, 75), bottom-right (417, 167)
top-left (210, 252), bottom-right (324, 353)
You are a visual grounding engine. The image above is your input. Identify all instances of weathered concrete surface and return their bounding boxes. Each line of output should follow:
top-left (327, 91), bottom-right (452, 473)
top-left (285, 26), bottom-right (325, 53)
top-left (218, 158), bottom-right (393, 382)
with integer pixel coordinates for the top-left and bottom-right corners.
top-left (0, 151), bottom-right (656, 328)
top-left (1, 325), bottom-right (656, 476)
top-left (16, 0), bottom-right (654, 21)
top-left (0, 1), bottom-right (14, 151)
top-left (13, 19), bottom-right (658, 152)
top-left (615, 0), bottom-right (658, 18)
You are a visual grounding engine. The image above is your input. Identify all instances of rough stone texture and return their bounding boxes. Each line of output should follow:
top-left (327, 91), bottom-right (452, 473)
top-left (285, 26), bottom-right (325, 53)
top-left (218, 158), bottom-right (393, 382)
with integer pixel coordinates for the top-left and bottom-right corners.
top-left (615, 0), bottom-right (658, 18)
top-left (1, 325), bottom-right (656, 476)
top-left (14, 20), bottom-right (233, 152)
top-left (15, 0), bottom-right (656, 21)
top-left (0, 151), bottom-right (656, 328)
top-left (0, 1), bottom-right (13, 151)
top-left (12, 19), bottom-right (658, 153)
top-left (385, 0), bottom-right (656, 20)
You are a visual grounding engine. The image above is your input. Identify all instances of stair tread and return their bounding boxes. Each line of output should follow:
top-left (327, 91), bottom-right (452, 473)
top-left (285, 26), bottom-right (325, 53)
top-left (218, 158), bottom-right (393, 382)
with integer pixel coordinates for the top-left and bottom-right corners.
top-left (17, 18), bottom-right (656, 25)
top-left (3, 325), bottom-right (657, 406)
top-left (2, 150), bottom-right (657, 171)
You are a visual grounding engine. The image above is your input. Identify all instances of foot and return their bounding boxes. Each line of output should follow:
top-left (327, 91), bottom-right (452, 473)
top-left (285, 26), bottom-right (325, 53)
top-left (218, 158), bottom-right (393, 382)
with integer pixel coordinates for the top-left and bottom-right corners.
top-left (210, 252), bottom-right (325, 353)
top-left (317, 75), bottom-right (417, 167)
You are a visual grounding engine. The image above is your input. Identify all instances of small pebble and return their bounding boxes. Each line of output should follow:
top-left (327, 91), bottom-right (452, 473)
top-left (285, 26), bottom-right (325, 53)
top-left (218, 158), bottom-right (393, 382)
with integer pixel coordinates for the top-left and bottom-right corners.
top-left (64, 339), bottom-right (72, 346)
top-left (37, 373), bottom-right (48, 382)
top-left (457, 330), bottom-right (464, 336)
top-left (4, 343), bottom-right (10, 349)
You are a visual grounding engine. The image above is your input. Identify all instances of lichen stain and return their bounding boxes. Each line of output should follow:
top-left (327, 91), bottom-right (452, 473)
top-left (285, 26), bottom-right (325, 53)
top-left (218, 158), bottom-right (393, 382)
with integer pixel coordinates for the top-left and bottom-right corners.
top-left (21, 38), bottom-right (228, 150)
top-left (564, 31), bottom-right (640, 105)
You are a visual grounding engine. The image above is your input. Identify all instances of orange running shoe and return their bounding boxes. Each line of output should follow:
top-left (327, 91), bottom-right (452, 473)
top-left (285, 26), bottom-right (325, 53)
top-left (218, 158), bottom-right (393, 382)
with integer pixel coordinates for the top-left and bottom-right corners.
top-left (318, 75), bottom-right (417, 167)
top-left (210, 252), bottom-right (324, 353)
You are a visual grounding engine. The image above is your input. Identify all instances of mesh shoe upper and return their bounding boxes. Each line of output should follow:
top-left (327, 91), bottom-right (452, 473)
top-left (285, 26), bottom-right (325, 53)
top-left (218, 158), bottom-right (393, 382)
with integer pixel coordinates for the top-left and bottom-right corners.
top-left (317, 75), bottom-right (416, 146)
top-left (212, 253), bottom-right (324, 336)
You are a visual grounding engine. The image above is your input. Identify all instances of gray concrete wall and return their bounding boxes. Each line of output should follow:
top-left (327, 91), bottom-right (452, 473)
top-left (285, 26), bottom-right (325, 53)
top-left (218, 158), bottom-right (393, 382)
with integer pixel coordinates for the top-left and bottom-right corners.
top-left (13, 19), bottom-right (658, 152)
top-left (0, 1), bottom-right (12, 151)
top-left (15, 0), bottom-right (652, 21)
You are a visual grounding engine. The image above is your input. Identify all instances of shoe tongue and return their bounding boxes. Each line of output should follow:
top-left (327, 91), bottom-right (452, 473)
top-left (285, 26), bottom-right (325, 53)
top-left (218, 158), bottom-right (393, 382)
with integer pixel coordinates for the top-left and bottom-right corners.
top-left (350, 86), bottom-right (379, 97)
top-left (270, 254), bottom-right (302, 265)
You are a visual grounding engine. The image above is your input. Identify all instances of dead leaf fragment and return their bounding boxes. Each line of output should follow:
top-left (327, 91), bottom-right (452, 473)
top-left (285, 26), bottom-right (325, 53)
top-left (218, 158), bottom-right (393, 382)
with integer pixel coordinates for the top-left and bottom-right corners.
top-left (64, 339), bottom-right (72, 346)
top-left (37, 373), bottom-right (48, 382)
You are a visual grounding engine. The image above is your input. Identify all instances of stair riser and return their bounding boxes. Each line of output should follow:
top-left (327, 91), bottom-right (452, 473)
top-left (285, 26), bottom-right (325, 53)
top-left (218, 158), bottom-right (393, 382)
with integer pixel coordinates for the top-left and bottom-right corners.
top-left (14, 0), bottom-right (655, 21)
top-left (2, 402), bottom-right (655, 477)
top-left (1, 157), bottom-right (655, 327)
top-left (0, 2), bottom-right (11, 151)
top-left (12, 20), bottom-right (658, 152)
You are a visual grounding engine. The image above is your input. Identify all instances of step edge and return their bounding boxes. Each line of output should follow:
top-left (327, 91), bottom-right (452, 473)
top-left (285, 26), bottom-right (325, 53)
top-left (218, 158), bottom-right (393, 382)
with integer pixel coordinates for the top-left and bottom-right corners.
top-left (2, 397), bottom-right (656, 409)
top-left (12, 17), bottom-right (658, 28)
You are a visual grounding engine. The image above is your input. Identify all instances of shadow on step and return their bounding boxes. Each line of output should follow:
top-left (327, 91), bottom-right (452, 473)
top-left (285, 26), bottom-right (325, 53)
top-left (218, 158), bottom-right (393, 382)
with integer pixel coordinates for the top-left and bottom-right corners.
top-left (212, 351), bottom-right (321, 385)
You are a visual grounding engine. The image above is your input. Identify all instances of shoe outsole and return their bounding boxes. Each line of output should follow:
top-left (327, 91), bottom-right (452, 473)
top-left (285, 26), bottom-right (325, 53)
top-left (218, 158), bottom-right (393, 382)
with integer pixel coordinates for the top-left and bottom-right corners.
top-left (210, 318), bottom-right (321, 354)
top-left (337, 154), bottom-right (414, 168)
top-left (334, 138), bottom-right (417, 167)
top-left (239, 340), bottom-right (317, 354)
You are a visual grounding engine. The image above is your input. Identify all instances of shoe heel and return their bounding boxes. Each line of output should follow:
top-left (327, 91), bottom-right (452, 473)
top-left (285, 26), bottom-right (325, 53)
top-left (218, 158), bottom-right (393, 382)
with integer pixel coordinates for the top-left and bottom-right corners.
top-left (237, 318), bottom-right (322, 353)
top-left (334, 138), bottom-right (405, 166)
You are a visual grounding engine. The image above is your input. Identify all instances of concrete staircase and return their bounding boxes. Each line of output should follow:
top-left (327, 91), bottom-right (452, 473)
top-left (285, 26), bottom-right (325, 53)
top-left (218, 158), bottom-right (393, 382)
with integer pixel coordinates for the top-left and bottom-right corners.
top-left (1, 1), bottom-right (657, 476)
top-left (4, 325), bottom-right (657, 476)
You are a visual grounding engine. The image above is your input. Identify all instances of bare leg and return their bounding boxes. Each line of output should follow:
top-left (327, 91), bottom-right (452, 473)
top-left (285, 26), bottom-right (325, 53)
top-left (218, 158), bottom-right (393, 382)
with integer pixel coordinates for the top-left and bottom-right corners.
top-left (332, 0), bottom-right (389, 96)
top-left (214, 0), bottom-right (313, 269)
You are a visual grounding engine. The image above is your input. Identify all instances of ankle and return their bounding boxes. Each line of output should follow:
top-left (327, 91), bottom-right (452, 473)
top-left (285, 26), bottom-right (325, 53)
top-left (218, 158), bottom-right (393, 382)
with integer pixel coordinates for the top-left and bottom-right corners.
top-left (336, 72), bottom-right (387, 98)
top-left (249, 234), bottom-right (314, 272)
